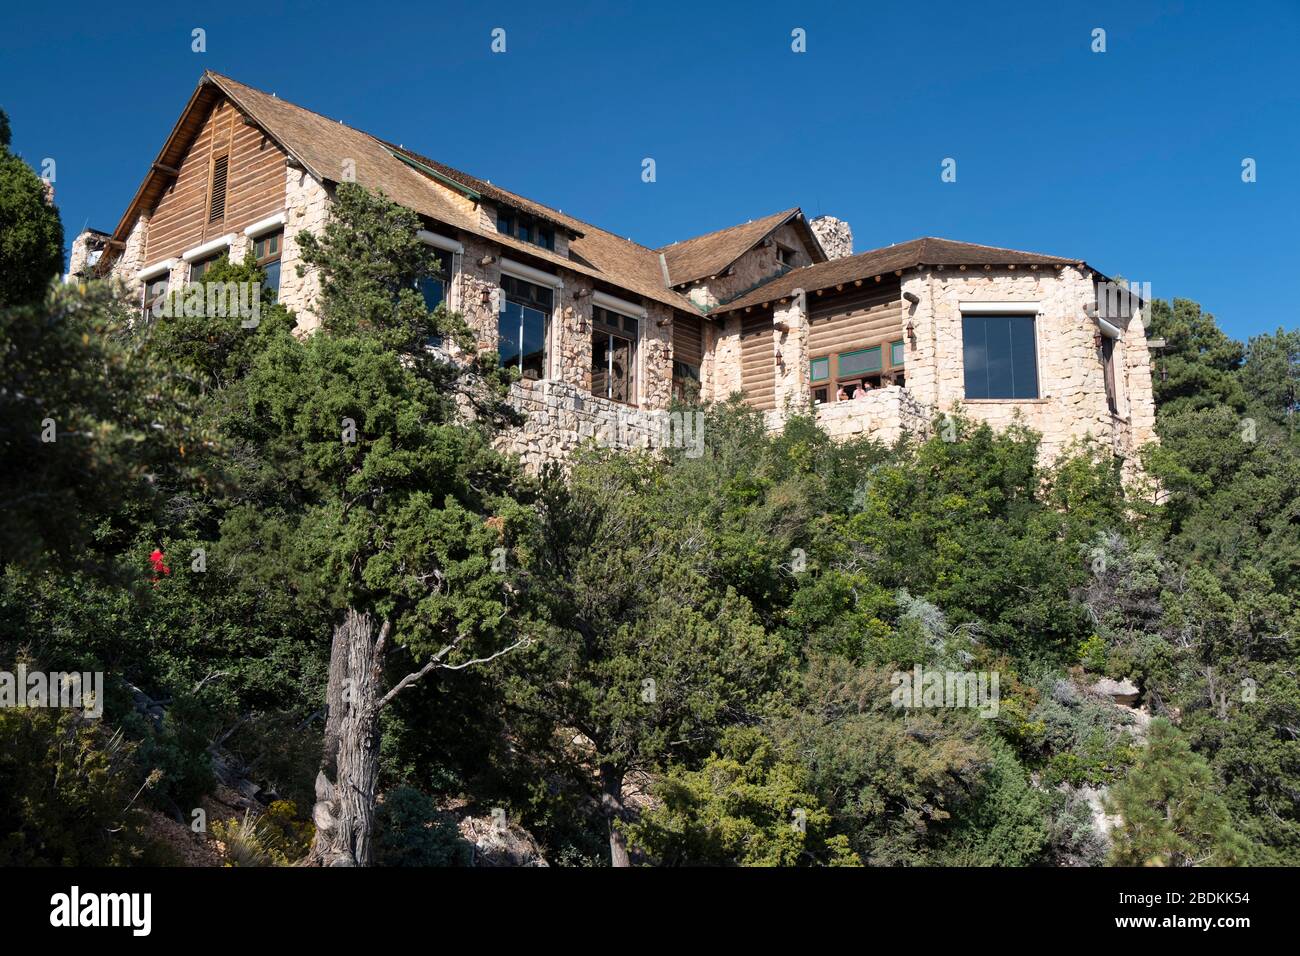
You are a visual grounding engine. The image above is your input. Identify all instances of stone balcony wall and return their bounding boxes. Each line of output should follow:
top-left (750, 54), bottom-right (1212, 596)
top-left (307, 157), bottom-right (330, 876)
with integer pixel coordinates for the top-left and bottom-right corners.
top-left (496, 379), bottom-right (702, 472)
top-left (760, 386), bottom-right (933, 445)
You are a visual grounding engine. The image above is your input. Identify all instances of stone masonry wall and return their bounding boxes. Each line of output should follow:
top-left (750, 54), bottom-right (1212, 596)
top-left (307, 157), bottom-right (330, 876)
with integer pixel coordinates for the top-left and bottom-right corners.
top-left (496, 379), bottom-right (694, 471)
top-left (278, 167), bottom-right (331, 331)
top-left (112, 214), bottom-right (150, 301)
top-left (773, 296), bottom-right (808, 409)
top-left (705, 312), bottom-right (744, 402)
top-left (641, 301), bottom-right (674, 410)
top-left (903, 265), bottom-right (1150, 464)
top-left (809, 385), bottom-right (932, 445)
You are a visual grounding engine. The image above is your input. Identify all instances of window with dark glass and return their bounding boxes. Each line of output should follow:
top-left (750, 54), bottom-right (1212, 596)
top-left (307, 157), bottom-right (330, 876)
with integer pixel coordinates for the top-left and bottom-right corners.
top-left (417, 249), bottom-right (454, 349)
top-left (496, 211), bottom-right (555, 251)
top-left (1101, 335), bottom-right (1118, 414)
top-left (498, 274), bottom-right (552, 379)
top-left (672, 360), bottom-right (700, 402)
top-left (776, 244), bottom-right (796, 268)
top-left (254, 230), bottom-right (283, 299)
top-left (962, 314), bottom-right (1039, 399)
top-left (141, 274), bottom-right (169, 321)
top-left (188, 253), bottom-right (223, 284)
top-left (591, 306), bottom-right (637, 404)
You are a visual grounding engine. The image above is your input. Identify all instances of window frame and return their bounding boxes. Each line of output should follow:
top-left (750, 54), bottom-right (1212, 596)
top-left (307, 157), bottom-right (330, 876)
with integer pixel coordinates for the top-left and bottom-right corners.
top-left (590, 304), bottom-right (639, 405)
top-left (960, 310), bottom-right (1042, 401)
top-left (141, 274), bottom-right (169, 321)
top-left (499, 273), bottom-right (554, 380)
top-left (188, 252), bottom-right (223, 284)
top-left (496, 210), bottom-right (556, 252)
top-left (253, 229), bottom-right (283, 299)
top-left (808, 336), bottom-right (908, 403)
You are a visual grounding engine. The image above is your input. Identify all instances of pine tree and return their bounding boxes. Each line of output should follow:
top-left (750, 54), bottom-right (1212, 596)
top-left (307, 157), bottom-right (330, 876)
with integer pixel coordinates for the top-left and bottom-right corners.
top-left (1106, 719), bottom-right (1250, 866)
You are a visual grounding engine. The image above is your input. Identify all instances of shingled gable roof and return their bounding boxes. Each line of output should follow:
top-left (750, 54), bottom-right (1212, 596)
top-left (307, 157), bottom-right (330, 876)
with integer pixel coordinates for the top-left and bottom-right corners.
top-left (109, 72), bottom-right (699, 314)
top-left (657, 208), bottom-right (826, 288)
top-left (716, 237), bottom-right (1090, 314)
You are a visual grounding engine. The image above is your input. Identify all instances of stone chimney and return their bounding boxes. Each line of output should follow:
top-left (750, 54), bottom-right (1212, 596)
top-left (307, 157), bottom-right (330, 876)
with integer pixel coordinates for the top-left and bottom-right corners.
top-left (810, 215), bottom-right (852, 260)
top-left (66, 228), bottom-right (110, 281)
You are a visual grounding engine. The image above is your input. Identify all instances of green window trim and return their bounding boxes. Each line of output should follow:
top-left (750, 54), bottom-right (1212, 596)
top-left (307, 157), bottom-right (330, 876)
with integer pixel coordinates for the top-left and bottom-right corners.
top-left (838, 346), bottom-right (882, 376)
top-left (890, 339), bottom-right (905, 367)
top-left (810, 356), bottom-right (830, 382)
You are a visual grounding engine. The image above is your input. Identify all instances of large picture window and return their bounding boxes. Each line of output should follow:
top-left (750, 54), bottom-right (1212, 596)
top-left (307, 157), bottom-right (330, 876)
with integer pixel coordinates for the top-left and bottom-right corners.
top-left (591, 306), bottom-right (638, 404)
top-left (962, 314), bottom-right (1039, 400)
top-left (498, 274), bottom-right (552, 380)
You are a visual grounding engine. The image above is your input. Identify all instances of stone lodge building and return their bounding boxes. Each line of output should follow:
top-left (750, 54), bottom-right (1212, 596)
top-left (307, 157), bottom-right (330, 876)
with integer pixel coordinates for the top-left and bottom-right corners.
top-left (74, 72), bottom-right (1157, 471)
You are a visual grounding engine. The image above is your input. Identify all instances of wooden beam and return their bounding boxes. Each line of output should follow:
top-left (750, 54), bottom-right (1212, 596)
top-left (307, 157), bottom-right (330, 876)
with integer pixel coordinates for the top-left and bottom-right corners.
top-left (152, 162), bottom-right (180, 177)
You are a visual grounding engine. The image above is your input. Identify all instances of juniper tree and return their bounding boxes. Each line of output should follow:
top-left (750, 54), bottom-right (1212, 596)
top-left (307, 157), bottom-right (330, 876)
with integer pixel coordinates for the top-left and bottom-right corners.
top-left (214, 183), bottom-right (536, 865)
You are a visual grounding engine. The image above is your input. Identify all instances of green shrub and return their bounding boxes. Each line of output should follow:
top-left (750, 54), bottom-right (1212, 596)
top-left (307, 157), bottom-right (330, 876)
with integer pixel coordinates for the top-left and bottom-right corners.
top-left (374, 786), bottom-right (471, 866)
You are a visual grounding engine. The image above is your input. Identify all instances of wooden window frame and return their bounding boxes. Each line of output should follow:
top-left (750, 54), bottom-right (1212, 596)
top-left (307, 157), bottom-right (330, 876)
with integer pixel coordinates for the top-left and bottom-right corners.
top-left (809, 340), bottom-right (909, 403)
top-left (254, 229), bottom-right (283, 298)
top-left (188, 252), bottom-right (223, 284)
top-left (141, 275), bottom-right (169, 321)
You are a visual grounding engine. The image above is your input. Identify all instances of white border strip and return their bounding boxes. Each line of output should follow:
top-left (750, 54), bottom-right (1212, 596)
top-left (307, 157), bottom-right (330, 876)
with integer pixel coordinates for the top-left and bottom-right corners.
top-left (243, 213), bottom-right (286, 238)
top-left (959, 300), bottom-right (1041, 314)
top-left (500, 257), bottom-right (563, 289)
top-left (592, 289), bottom-right (646, 319)
top-left (136, 259), bottom-right (176, 282)
top-left (417, 229), bottom-right (463, 255)
top-left (181, 234), bottom-right (237, 263)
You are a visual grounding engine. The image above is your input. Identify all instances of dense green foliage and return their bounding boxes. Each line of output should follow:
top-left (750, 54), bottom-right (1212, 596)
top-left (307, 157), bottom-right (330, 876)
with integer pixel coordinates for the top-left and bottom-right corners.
top-left (0, 108), bottom-right (62, 309)
top-left (0, 112), bottom-right (1294, 865)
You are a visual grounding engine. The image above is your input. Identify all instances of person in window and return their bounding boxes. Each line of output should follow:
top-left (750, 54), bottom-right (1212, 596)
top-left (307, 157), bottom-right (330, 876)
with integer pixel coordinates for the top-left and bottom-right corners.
top-left (854, 382), bottom-right (872, 401)
top-left (836, 386), bottom-right (849, 402)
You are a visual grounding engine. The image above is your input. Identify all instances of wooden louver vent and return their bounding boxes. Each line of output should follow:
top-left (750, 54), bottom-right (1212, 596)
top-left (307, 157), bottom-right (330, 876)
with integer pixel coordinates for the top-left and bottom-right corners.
top-left (208, 155), bottom-right (229, 223)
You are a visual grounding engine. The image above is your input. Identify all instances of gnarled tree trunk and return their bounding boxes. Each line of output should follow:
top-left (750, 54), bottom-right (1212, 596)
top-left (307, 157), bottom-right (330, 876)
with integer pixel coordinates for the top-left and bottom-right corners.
top-left (600, 763), bottom-right (631, 867)
top-left (310, 608), bottom-right (386, 866)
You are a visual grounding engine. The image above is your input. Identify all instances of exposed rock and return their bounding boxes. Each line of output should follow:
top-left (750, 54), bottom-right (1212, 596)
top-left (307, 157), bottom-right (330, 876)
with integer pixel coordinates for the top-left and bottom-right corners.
top-left (1090, 677), bottom-right (1140, 706)
top-left (458, 814), bottom-right (549, 867)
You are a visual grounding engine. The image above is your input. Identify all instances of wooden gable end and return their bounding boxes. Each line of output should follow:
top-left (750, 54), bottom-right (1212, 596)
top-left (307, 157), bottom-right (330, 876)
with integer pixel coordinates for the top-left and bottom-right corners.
top-left (144, 96), bottom-right (286, 262)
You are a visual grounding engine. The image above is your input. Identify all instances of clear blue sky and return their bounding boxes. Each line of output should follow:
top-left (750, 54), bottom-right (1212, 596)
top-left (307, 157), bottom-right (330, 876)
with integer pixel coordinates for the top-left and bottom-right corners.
top-left (3, 0), bottom-right (1296, 341)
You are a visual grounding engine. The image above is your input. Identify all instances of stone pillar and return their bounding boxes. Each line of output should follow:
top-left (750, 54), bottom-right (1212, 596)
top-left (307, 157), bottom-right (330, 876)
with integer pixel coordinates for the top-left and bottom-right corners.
top-left (112, 214), bottom-right (150, 300)
top-left (772, 294), bottom-right (809, 416)
top-left (900, 271), bottom-right (937, 409)
top-left (707, 313), bottom-right (744, 401)
top-left (553, 282), bottom-right (589, 391)
top-left (640, 303), bottom-right (673, 410)
top-left (279, 166), bottom-right (331, 333)
top-left (454, 234), bottom-right (501, 357)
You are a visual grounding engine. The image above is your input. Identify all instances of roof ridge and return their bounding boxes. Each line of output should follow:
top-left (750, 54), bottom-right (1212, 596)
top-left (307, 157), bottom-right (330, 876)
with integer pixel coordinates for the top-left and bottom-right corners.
top-left (657, 207), bottom-right (799, 251)
top-left (917, 235), bottom-right (1076, 262)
